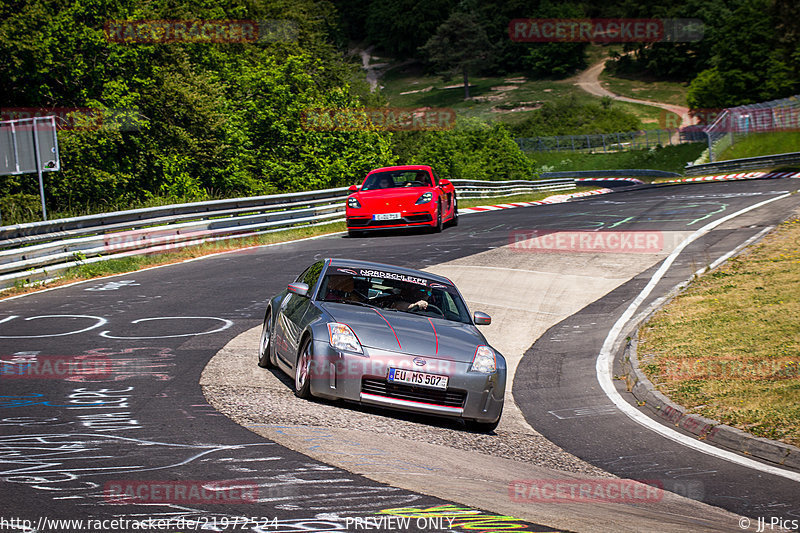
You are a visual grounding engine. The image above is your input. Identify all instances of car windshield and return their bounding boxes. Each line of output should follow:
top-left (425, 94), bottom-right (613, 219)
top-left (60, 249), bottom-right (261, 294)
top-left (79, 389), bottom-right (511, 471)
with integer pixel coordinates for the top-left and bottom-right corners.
top-left (361, 170), bottom-right (432, 190)
top-left (319, 267), bottom-right (471, 323)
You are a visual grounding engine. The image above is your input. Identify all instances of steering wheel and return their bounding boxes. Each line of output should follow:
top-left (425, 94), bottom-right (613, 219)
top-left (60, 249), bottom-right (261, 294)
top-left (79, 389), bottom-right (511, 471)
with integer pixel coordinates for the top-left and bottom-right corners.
top-left (409, 303), bottom-right (445, 317)
top-left (352, 289), bottom-right (369, 302)
top-left (405, 181), bottom-right (425, 187)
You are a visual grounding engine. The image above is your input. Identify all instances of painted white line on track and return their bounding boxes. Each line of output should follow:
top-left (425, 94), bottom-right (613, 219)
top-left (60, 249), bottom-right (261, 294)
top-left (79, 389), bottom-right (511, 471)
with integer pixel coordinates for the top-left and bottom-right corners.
top-left (0, 315), bottom-right (108, 338)
top-left (596, 190), bottom-right (800, 483)
top-left (628, 225), bottom-right (776, 330)
top-left (99, 316), bottom-right (234, 339)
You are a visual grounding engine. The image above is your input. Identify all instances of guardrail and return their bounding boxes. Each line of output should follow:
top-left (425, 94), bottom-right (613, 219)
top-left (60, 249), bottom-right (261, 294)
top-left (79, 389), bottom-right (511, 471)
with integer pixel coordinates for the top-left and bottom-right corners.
top-left (0, 178), bottom-right (578, 289)
top-left (451, 178), bottom-right (574, 198)
top-left (0, 188), bottom-right (351, 245)
top-left (684, 151), bottom-right (800, 175)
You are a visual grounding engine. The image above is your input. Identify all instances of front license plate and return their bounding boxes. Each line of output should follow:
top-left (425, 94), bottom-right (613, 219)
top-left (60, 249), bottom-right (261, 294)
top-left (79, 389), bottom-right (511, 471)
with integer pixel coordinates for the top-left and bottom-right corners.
top-left (373, 212), bottom-right (401, 221)
top-left (387, 368), bottom-right (448, 389)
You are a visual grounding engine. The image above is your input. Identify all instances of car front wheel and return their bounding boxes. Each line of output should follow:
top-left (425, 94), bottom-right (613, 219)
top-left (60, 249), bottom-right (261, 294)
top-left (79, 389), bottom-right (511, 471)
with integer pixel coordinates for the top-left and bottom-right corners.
top-left (433, 202), bottom-right (443, 233)
top-left (450, 198), bottom-right (458, 226)
top-left (465, 405), bottom-right (502, 433)
top-left (294, 337), bottom-right (313, 399)
top-left (258, 311), bottom-right (275, 368)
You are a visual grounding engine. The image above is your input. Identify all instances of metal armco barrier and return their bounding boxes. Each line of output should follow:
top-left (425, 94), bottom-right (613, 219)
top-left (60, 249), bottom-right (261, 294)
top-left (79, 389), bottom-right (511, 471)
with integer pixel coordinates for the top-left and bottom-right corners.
top-left (684, 151), bottom-right (800, 175)
top-left (450, 178), bottom-right (575, 198)
top-left (0, 179), bottom-right (574, 288)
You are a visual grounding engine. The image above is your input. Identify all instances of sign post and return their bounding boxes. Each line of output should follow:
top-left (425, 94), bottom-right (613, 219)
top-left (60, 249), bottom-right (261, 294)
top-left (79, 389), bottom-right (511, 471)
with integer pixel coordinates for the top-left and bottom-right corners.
top-left (0, 116), bottom-right (60, 223)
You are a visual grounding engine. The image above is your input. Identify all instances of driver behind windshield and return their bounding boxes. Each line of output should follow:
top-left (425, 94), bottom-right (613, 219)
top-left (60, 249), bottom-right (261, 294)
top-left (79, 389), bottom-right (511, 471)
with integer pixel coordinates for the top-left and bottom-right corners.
top-left (391, 284), bottom-right (430, 312)
top-left (323, 275), bottom-right (364, 303)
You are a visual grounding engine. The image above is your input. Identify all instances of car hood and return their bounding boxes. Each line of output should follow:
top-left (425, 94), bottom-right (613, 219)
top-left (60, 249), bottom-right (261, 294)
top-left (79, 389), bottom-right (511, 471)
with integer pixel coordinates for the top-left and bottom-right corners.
top-left (320, 302), bottom-right (483, 362)
top-left (354, 188), bottom-right (432, 211)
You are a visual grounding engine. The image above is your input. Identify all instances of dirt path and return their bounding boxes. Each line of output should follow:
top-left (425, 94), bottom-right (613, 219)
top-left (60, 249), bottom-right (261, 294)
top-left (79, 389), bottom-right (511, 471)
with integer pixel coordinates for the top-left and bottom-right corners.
top-left (355, 45), bottom-right (414, 92)
top-left (574, 60), bottom-right (692, 141)
top-left (358, 46), bottom-right (389, 91)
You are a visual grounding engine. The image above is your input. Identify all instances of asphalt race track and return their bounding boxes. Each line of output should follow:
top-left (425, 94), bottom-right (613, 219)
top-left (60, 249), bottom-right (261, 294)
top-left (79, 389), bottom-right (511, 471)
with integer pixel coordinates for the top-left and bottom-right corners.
top-left (1, 178), bottom-right (799, 532)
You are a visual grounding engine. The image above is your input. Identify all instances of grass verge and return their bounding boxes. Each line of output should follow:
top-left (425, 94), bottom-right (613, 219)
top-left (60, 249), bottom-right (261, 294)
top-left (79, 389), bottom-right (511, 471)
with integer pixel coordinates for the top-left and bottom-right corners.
top-left (638, 215), bottom-right (800, 447)
top-left (719, 132), bottom-right (800, 161)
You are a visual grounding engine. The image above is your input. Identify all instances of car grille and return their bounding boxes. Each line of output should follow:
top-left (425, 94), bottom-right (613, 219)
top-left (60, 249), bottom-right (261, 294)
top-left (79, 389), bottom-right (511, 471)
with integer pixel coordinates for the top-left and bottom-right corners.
top-left (361, 378), bottom-right (467, 408)
top-left (347, 213), bottom-right (432, 227)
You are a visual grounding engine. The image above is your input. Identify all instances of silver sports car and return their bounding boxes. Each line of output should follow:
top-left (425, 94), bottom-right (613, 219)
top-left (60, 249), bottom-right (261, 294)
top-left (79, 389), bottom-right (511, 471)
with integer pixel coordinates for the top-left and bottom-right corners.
top-left (258, 258), bottom-right (506, 431)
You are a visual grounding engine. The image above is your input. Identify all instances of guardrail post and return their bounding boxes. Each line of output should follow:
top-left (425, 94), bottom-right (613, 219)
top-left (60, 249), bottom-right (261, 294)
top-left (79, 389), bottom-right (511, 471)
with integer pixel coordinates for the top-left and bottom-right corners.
top-left (32, 118), bottom-right (48, 221)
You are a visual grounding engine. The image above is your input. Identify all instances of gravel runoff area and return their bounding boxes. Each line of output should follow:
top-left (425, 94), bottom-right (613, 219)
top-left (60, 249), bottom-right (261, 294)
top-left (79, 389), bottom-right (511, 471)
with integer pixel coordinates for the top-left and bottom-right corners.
top-left (202, 326), bottom-right (613, 479)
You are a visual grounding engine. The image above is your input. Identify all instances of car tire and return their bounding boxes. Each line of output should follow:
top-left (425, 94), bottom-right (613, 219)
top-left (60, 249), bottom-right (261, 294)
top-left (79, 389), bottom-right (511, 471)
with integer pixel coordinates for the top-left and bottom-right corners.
top-left (294, 337), bottom-right (313, 399)
top-left (433, 202), bottom-right (443, 233)
top-left (450, 198), bottom-right (459, 226)
top-left (257, 311), bottom-right (275, 369)
top-left (465, 406), bottom-right (502, 433)
top-left (348, 229), bottom-right (364, 238)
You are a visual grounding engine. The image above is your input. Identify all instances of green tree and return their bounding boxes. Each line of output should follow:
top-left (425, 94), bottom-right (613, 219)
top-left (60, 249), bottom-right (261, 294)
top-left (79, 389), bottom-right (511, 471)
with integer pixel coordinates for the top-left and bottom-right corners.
top-left (419, 11), bottom-right (493, 99)
top-left (508, 97), bottom-right (642, 137)
top-left (363, 0), bottom-right (456, 58)
top-left (393, 119), bottom-right (535, 181)
top-left (687, 0), bottom-right (799, 108)
top-left (603, 0), bottom-right (732, 82)
top-left (518, 1), bottom-right (587, 79)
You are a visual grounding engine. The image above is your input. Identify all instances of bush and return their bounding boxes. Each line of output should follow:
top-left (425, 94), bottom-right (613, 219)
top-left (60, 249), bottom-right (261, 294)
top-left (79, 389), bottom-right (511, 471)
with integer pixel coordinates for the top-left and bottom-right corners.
top-left (509, 97), bottom-right (642, 137)
top-left (392, 118), bottom-right (536, 180)
top-left (0, 193), bottom-right (42, 225)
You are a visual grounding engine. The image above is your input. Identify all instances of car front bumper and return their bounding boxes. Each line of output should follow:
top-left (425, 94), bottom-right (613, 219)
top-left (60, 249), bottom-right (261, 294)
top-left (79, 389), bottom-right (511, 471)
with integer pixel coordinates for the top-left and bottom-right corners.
top-left (307, 340), bottom-right (506, 424)
top-left (346, 212), bottom-right (434, 230)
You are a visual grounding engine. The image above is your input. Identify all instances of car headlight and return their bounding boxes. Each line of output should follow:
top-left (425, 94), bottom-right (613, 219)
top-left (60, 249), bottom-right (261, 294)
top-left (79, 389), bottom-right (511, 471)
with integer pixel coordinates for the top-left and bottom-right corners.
top-left (415, 192), bottom-right (433, 205)
top-left (470, 345), bottom-right (496, 373)
top-left (348, 197), bottom-right (362, 209)
top-left (328, 323), bottom-right (363, 353)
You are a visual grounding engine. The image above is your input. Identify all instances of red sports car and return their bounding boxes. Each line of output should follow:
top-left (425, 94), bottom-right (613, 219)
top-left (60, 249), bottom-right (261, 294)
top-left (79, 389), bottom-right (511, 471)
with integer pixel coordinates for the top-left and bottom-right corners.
top-left (345, 165), bottom-right (458, 236)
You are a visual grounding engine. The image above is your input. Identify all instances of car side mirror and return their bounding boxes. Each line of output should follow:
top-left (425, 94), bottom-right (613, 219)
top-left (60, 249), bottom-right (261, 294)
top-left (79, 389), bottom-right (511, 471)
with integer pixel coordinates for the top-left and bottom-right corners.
top-left (288, 282), bottom-right (309, 297)
top-left (348, 185), bottom-right (358, 192)
top-left (473, 311), bottom-right (491, 325)
top-left (439, 179), bottom-right (451, 187)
